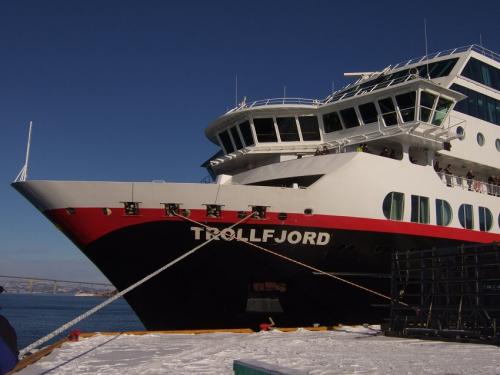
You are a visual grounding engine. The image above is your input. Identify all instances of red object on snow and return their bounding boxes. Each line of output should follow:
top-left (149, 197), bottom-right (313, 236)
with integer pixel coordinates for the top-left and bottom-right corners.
top-left (68, 329), bottom-right (81, 341)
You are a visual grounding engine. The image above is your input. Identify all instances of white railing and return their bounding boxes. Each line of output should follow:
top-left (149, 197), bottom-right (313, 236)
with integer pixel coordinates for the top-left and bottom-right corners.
top-left (437, 173), bottom-right (499, 196)
top-left (226, 97), bottom-right (321, 114)
top-left (389, 44), bottom-right (500, 71)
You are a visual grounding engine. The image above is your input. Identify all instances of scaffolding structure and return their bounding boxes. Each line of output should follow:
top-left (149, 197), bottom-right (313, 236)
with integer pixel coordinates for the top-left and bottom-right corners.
top-left (389, 242), bottom-right (500, 344)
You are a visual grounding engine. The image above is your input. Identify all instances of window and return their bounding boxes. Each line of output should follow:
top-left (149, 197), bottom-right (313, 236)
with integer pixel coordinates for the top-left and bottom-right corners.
top-left (456, 126), bottom-right (465, 140)
top-left (378, 98), bottom-right (398, 126)
top-left (432, 97), bottom-right (453, 126)
top-left (496, 138), bottom-right (500, 151)
top-left (395, 92), bottom-right (416, 122)
top-left (411, 195), bottom-right (429, 224)
top-left (124, 202), bottom-right (140, 216)
top-left (436, 199), bottom-right (452, 226)
top-left (239, 121), bottom-right (254, 146)
top-left (451, 84), bottom-right (500, 125)
top-left (276, 117), bottom-right (300, 142)
top-left (358, 102), bottom-right (379, 124)
top-left (253, 118), bottom-right (278, 143)
top-left (420, 92), bottom-right (437, 123)
top-left (323, 112), bottom-right (343, 133)
top-left (382, 192), bottom-right (404, 220)
top-left (477, 132), bottom-right (485, 146)
top-left (458, 204), bottom-right (474, 229)
top-left (339, 108), bottom-right (360, 128)
top-left (219, 130), bottom-right (234, 153)
top-left (478, 207), bottom-right (493, 232)
top-left (230, 126), bottom-right (243, 150)
top-left (298, 116), bottom-right (321, 140)
top-left (461, 57), bottom-right (500, 91)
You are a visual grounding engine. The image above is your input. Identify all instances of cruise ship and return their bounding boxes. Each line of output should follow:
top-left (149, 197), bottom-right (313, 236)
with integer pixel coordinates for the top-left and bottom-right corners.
top-left (13, 45), bottom-right (500, 330)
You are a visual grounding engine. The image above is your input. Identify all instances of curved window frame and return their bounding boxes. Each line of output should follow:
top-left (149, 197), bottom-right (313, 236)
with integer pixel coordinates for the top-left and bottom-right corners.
top-left (382, 192), bottom-right (405, 221)
top-left (478, 206), bottom-right (493, 232)
top-left (477, 132), bottom-right (485, 146)
top-left (458, 204), bottom-right (474, 230)
top-left (436, 199), bottom-right (452, 226)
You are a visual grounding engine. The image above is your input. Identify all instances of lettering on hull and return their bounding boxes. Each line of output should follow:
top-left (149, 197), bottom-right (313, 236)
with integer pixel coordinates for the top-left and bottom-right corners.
top-left (190, 226), bottom-right (331, 246)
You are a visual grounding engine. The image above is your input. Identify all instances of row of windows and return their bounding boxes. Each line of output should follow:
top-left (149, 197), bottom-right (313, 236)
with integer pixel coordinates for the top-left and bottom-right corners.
top-left (451, 83), bottom-right (500, 125)
top-left (330, 58), bottom-right (458, 102)
top-left (383, 192), bottom-right (495, 231)
top-left (323, 90), bottom-right (453, 133)
top-left (461, 57), bottom-right (500, 92)
top-left (218, 116), bottom-right (320, 153)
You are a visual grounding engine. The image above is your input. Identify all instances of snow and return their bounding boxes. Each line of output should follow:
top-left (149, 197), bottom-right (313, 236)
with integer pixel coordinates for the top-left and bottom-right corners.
top-left (18, 326), bottom-right (500, 374)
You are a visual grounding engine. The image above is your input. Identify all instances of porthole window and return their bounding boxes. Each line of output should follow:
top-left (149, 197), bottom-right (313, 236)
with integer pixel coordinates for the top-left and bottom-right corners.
top-left (495, 138), bottom-right (500, 151)
top-left (102, 208), bottom-right (112, 216)
top-left (456, 126), bottom-right (465, 140)
top-left (410, 195), bottom-right (429, 224)
top-left (477, 132), bottom-right (485, 146)
top-left (478, 207), bottom-right (492, 232)
top-left (458, 204), bottom-right (473, 229)
top-left (382, 192), bottom-right (404, 220)
top-left (436, 199), bottom-right (452, 226)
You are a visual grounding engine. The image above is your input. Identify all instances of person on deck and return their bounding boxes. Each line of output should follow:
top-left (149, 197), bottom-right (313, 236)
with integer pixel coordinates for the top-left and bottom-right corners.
top-left (466, 170), bottom-right (475, 191)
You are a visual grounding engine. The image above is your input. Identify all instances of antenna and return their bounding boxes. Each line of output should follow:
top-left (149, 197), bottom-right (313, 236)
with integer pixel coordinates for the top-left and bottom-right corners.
top-left (283, 85), bottom-right (286, 98)
top-left (424, 19), bottom-right (430, 79)
top-left (14, 121), bottom-right (33, 182)
top-left (331, 80), bottom-right (335, 95)
top-left (235, 75), bottom-right (238, 108)
top-left (479, 33), bottom-right (483, 47)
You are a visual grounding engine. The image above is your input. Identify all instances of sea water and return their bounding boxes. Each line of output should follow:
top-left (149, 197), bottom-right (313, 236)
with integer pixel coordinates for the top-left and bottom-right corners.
top-left (0, 294), bottom-right (144, 350)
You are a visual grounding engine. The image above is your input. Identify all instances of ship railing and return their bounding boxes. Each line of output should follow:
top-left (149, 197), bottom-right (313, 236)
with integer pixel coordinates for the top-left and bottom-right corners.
top-left (226, 97), bottom-right (321, 113)
top-left (437, 173), bottom-right (500, 196)
top-left (388, 44), bottom-right (500, 72)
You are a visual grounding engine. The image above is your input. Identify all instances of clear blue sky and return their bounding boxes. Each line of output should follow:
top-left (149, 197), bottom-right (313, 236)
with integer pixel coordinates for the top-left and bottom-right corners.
top-left (1, 0), bottom-right (499, 283)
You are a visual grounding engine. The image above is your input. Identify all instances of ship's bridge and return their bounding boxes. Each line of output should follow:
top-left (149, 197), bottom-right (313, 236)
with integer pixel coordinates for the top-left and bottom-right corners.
top-left (204, 74), bottom-right (466, 177)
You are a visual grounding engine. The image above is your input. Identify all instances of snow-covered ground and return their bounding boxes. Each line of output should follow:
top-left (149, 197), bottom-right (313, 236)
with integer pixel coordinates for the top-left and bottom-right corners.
top-left (19, 326), bottom-right (500, 374)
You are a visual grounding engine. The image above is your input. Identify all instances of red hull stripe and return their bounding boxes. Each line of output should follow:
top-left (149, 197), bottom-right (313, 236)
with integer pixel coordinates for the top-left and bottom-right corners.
top-left (45, 207), bottom-right (500, 247)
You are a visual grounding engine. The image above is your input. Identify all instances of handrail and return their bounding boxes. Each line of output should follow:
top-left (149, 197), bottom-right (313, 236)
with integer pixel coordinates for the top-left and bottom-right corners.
top-left (226, 97), bottom-right (321, 114)
top-left (437, 172), bottom-right (499, 196)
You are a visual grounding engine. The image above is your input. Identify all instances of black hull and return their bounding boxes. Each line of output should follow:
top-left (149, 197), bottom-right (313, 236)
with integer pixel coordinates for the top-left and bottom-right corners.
top-left (84, 221), bottom-right (466, 330)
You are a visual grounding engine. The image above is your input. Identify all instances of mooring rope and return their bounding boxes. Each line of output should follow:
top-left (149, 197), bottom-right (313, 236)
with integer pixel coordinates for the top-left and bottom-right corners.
top-left (174, 213), bottom-right (409, 307)
top-left (19, 212), bottom-right (255, 357)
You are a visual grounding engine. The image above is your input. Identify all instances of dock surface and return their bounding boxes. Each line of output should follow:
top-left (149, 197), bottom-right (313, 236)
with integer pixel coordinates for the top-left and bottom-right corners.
top-left (16, 326), bottom-right (500, 374)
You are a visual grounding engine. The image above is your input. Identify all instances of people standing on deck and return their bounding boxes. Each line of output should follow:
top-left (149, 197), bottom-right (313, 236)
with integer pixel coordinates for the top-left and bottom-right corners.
top-left (314, 147), bottom-right (322, 156)
top-left (466, 170), bottom-right (475, 191)
top-left (322, 146), bottom-right (329, 155)
top-left (487, 175), bottom-right (495, 195)
top-left (362, 143), bottom-right (369, 153)
top-left (433, 161), bottom-right (442, 172)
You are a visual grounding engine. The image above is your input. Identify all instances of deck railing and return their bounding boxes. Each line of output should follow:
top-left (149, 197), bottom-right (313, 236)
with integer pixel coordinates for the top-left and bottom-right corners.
top-left (438, 172), bottom-right (499, 196)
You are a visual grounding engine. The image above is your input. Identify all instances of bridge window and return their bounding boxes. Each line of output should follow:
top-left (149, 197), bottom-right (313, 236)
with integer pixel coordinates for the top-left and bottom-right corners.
top-left (451, 84), bottom-right (500, 125)
top-left (298, 116), bottom-right (321, 140)
top-left (461, 57), bottom-right (500, 91)
top-left (253, 118), bottom-right (278, 143)
top-left (378, 98), bottom-right (398, 126)
top-left (411, 195), bottom-right (429, 224)
top-left (478, 206), bottom-right (493, 232)
top-left (230, 126), bottom-right (243, 150)
top-left (124, 202), bottom-right (140, 216)
top-left (323, 112), bottom-right (343, 133)
top-left (420, 91), bottom-right (437, 123)
top-left (436, 199), bottom-right (452, 226)
top-left (458, 204), bottom-right (474, 229)
top-left (382, 192), bottom-right (404, 220)
top-left (219, 130), bottom-right (235, 153)
top-left (359, 102), bottom-right (378, 124)
top-left (239, 121), bottom-right (254, 146)
top-left (339, 108), bottom-right (360, 128)
top-left (276, 117), bottom-right (300, 141)
top-left (432, 97), bottom-right (453, 126)
top-left (395, 92), bottom-right (416, 122)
